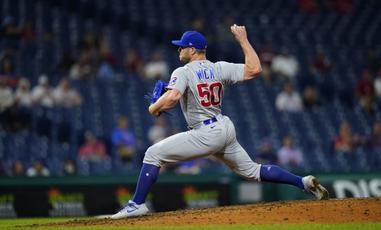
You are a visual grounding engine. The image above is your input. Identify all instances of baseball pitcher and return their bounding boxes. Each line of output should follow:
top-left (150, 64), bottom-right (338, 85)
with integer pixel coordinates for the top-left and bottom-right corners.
top-left (111, 24), bottom-right (328, 219)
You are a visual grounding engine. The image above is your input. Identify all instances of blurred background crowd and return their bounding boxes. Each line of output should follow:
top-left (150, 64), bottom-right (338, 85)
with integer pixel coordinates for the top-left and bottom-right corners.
top-left (0, 0), bottom-right (380, 177)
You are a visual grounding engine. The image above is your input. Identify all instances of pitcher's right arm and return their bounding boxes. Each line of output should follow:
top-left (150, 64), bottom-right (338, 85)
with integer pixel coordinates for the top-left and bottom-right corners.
top-left (230, 24), bottom-right (262, 81)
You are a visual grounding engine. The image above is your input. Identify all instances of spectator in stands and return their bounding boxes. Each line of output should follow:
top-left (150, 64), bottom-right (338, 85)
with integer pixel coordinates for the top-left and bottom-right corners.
top-left (79, 131), bottom-right (107, 162)
top-left (31, 75), bottom-right (55, 108)
top-left (277, 135), bottom-right (304, 168)
top-left (144, 51), bottom-right (169, 81)
top-left (26, 160), bottom-right (50, 177)
top-left (112, 116), bottom-right (137, 163)
top-left (311, 48), bottom-right (332, 75)
top-left (256, 139), bottom-right (277, 164)
top-left (11, 160), bottom-right (25, 176)
top-left (0, 77), bottom-right (14, 112)
top-left (69, 50), bottom-right (94, 80)
top-left (374, 69), bottom-right (381, 100)
top-left (334, 121), bottom-right (363, 154)
top-left (148, 117), bottom-right (171, 144)
top-left (302, 85), bottom-right (321, 111)
top-left (355, 69), bottom-right (376, 115)
top-left (355, 69), bottom-right (375, 99)
top-left (14, 78), bottom-right (32, 108)
top-left (367, 121), bottom-right (381, 152)
top-left (53, 78), bottom-right (82, 107)
top-left (97, 59), bottom-right (115, 79)
top-left (63, 159), bottom-right (77, 176)
top-left (271, 48), bottom-right (299, 82)
top-left (124, 48), bottom-right (144, 77)
top-left (276, 82), bottom-right (303, 112)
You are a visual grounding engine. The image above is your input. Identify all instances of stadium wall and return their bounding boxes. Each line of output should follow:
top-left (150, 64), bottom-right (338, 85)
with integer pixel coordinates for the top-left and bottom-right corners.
top-left (0, 173), bottom-right (380, 217)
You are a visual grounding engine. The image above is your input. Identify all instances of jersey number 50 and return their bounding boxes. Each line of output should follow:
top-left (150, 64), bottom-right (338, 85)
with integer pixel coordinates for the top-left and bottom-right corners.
top-left (196, 82), bottom-right (223, 107)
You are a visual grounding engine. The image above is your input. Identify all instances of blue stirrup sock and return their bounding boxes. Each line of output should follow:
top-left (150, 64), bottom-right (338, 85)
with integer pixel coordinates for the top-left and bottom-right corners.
top-left (132, 163), bottom-right (160, 204)
top-left (132, 164), bottom-right (304, 205)
top-left (260, 164), bottom-right (304, 190)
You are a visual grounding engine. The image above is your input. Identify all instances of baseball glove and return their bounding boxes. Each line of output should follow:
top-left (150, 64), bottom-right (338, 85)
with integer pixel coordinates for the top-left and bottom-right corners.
top-left (145, 80), bottom-right (168, 104)
top-left (145, 80), bottom-right (171, 116)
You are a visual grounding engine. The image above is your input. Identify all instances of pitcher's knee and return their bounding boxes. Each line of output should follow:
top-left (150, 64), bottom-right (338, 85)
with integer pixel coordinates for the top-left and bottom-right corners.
top-left (238, 163), bottom-right (262, 181)
top-left (143, 144), bottom-right (163, 167)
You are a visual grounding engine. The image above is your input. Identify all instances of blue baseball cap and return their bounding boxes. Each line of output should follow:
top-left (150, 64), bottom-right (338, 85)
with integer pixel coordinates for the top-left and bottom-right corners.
top-left (171, 31), bottom-right (207, 49)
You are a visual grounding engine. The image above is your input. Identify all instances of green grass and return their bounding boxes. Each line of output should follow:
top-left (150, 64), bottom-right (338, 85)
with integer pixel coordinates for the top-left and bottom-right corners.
top-left (0, 218), bottom-right (380, 230)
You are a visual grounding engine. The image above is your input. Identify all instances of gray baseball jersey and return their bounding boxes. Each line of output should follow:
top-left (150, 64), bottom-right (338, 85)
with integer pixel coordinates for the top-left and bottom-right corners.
top-left (167, 60), bottom-right (244, 129)
top-left (143, 60), bottom-right (261, 181)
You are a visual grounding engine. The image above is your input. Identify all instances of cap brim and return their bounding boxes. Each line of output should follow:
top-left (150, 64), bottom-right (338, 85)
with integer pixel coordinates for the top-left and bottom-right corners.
top-left (171, 40), bottom-right (187, 47)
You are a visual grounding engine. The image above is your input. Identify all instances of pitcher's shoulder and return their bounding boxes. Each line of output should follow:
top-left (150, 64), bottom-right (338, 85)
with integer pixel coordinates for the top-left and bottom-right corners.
top-left (213, 61), bottom-right (232, 70)
top-left (171, 66), bottom-right (189, 75)
top-left (215, 61), bottom-right (233, 66)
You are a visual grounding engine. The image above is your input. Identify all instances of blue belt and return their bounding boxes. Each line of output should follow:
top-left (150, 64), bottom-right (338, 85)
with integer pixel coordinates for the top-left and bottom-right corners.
top-left (203, 117), bottom-right (217, 125)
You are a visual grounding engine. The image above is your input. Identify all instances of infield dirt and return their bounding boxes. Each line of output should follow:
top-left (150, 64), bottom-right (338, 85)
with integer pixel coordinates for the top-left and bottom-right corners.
top-left (43, 197), bottom-right (381, 227)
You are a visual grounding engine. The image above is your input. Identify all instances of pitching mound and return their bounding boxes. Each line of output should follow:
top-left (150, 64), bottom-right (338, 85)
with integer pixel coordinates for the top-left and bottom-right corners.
top-left (46, 197), bottom-right (381, 227)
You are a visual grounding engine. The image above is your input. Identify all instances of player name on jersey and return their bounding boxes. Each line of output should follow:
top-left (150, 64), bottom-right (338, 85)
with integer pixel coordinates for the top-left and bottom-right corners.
top-left (196, 68), bottom-right (215, 80)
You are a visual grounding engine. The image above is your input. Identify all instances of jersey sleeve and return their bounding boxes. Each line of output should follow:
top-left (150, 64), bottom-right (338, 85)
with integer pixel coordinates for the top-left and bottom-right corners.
top-left (166, 67), bottom-right (188, 94)
top-left (217, 61), bottom-right (245, 85)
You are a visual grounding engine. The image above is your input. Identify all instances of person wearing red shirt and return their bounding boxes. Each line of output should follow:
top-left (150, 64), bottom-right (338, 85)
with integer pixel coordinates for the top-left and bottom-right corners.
top-left (79, 131), bottom-right (107, 162)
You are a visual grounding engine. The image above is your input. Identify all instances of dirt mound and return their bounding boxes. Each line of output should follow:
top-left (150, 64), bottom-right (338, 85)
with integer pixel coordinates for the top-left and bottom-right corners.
top-left (46, 197), bottom-right (381, 227)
